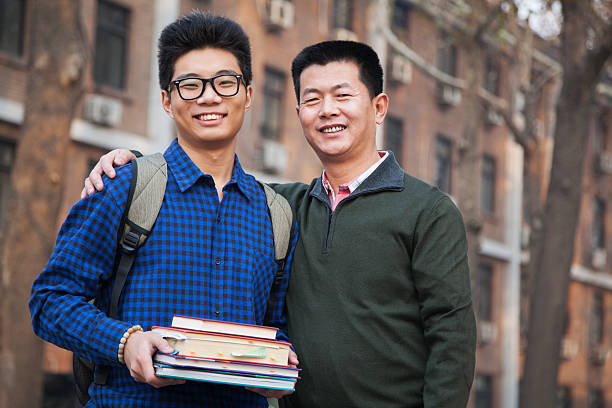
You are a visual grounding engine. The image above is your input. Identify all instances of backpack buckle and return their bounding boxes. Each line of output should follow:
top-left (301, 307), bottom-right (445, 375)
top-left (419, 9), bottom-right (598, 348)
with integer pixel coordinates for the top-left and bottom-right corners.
top-left (122, 230), bottom-right (140, 253)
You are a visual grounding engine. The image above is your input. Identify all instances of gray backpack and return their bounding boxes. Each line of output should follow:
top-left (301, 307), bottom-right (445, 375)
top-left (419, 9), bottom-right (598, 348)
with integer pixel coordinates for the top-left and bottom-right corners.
top-left (74, 153), bottom-right (295, 406)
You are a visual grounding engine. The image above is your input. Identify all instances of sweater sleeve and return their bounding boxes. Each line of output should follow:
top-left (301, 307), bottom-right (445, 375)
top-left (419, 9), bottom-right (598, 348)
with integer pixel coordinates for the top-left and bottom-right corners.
top-left (29, 168), bottom-right (136, 366)
top-left (411, 195), bottom-right (476, 407)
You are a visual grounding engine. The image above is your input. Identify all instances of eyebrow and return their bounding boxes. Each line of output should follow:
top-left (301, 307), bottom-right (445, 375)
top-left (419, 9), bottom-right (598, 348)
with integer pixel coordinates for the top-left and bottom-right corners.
top-left (301, 82), bottom-right (353, 96)
top-left (175, 69), bottom-right (240, 80)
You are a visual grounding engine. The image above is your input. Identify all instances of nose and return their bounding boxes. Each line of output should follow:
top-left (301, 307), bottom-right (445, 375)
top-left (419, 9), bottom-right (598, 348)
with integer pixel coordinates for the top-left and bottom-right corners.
top-left (197, 81), bottom-right (221, 104)
top-left (319, 95), bottom-right (339, 118)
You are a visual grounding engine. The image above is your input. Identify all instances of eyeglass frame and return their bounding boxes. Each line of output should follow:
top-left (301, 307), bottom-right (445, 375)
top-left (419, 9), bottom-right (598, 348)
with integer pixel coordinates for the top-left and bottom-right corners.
top-left (168, 74), bottom-right (246, 100)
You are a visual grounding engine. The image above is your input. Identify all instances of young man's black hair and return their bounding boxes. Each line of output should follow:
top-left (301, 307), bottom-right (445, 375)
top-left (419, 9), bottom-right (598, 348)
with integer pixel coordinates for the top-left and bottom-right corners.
top-left (290, 40), bottom-right (384, 102)
top-left (158, 11), bottom-right (252, 91)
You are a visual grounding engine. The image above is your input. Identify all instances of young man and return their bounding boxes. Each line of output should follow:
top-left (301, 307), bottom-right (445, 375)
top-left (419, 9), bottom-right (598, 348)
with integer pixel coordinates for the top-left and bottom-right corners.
top-left (30, 12), bottom-right (297, 407)
top-left (85, 41), bottom-right (476, 407)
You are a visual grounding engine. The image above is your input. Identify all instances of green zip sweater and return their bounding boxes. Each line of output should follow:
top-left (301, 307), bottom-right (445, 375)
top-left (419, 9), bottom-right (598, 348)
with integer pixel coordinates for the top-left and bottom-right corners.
top-left (274, 153), bottom-right (476, 408)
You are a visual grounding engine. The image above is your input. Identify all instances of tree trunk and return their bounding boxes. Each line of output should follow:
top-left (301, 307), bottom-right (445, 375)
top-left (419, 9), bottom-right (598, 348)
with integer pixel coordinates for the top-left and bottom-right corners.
top-left (520, 71), bottom-right (591, 408)
top-left (0, 1), bottom-right (84, 407)
top-left (520, 1), bottom-right (612, 404)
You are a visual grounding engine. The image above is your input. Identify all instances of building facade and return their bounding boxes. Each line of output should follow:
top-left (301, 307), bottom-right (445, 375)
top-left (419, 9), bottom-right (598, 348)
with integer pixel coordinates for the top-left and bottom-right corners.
top-left (0, 0), bottom-right (610, 407)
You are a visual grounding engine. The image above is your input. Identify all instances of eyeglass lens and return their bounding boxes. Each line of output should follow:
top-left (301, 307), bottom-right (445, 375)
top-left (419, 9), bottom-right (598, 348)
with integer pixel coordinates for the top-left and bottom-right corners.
top-left (176, 75), bottom-right (241, 99)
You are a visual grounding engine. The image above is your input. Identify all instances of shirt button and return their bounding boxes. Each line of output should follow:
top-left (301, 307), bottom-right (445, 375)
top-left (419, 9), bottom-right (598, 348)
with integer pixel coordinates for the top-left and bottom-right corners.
top-left (215, 257), bottom-right (221, 265)
top-left (215, 309), bottom-right (220, 316)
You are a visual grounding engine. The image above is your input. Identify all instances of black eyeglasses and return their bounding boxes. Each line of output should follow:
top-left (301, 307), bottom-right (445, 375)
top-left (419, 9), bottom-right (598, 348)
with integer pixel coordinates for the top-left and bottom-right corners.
top-left (169, 74), bottom-right (245, 100)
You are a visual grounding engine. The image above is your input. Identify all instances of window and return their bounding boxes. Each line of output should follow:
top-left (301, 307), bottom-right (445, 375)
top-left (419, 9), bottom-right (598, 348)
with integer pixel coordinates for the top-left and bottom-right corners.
top-left (593, 197), bottom-right (605, 249)
top-left (588, 388), bottom-right (604, 408)
top-left (391, 0), bottom-right (411, 38)
top-left (94, 0), bottom-right (130, 89)
top-left (484, 54), bottom-right (500, 96)
top-left (481, 155), bottom-right (496, 213)
top-left (474, 375), bottom-right (493, 408)
top-left (590, 292), bottom-right (604, 345)
top-left (385, 116), bottom-right (403, 163)
top-left (0, 0), bottom-right (26, 57)
top-left (260, 67), bottom-right (286, 140)
top-left (478, 264), bottom-right (493, 321)
top-left (332, 0), bottom-right (353, 30)
top-left (0, 140), bottom-right (15, 227)
top-left (556, 386), bottom-right (572, 408)
top-left (434, 136), bottom-right (452, 193)
top-left (438, 32), bottom-right (457, 76)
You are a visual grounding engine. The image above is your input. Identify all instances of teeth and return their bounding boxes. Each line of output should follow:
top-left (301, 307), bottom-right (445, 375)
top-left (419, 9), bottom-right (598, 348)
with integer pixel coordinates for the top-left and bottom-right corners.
top-left (321, 125), bottom-right (345, 133)
top-left (198, 113), bottom-right (223, 120)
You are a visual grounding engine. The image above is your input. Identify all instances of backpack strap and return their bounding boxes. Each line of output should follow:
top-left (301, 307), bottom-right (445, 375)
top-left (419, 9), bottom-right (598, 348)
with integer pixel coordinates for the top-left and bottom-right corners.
top-left (261, 183), bottom-right (294, 271)
top-left (261, 183), bottom-right (295, 327)
top-left (94, 153), bottom-right (167, 385)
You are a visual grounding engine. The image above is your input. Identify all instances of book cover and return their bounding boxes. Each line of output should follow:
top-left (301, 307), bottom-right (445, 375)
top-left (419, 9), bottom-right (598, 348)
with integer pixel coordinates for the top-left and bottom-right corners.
top-left (152, 327), bottom-right (291, 365)
top-left (154, 352), bottom-right (301, 379)
top-left (154, 365), bottom-right (296, 391)
top-left (171, 315), bottom-right (279, 340)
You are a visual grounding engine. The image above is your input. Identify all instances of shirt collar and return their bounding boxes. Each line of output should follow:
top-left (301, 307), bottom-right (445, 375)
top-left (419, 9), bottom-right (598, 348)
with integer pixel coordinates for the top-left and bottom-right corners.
top-left (321, 151), bottom-right (389, 197)
top-left (163, 139), bottom-right (254, 201)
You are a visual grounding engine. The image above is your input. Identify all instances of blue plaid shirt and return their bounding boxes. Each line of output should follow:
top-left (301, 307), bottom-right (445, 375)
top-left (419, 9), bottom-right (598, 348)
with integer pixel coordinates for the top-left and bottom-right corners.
top-left (30, 139), bottom-right (297, 407)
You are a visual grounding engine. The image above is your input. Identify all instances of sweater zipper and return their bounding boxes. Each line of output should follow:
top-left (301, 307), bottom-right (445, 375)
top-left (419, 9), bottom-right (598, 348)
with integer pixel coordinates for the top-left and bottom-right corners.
top-left (321, 186), bottom-right (398, 254)
top-left (323, 209), bottom-right (333, 254)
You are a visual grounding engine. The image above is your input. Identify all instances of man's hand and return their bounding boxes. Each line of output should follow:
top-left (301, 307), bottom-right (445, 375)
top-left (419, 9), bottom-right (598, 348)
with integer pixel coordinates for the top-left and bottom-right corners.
top-left (80, 149), bottom-right (137, 199)
top-left (123, 330), bottom-right (186, 388)
top-left (245, 349), bottom-right (299, 398)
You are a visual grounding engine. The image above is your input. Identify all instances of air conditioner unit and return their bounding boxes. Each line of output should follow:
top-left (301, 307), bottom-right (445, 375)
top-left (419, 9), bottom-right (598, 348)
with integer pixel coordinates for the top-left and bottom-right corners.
top-left (592, 247), bottom-right (607, 270)
top-left (597, 151), bottom-right (612, 174)
top-left (261, 139), bottom-right (288, 174)
top-left (83, 94), bottom-right (122, 127)
top-left (589, 344), bottom-right (610, 366)
top-left (390, 54), bottom-right (412, 84)
top-left (437, 84), bottom-right (462, 107)
top-left (485, 107), bottom-right (503, 126)
top-left (560, 339), bottom-right (579, 360)
top-left (332, 28), bottom-right (358, 41)
top-left (478, 320), bottom-right (498, 345)
top-left (266, 0), bottom-right (294, 30)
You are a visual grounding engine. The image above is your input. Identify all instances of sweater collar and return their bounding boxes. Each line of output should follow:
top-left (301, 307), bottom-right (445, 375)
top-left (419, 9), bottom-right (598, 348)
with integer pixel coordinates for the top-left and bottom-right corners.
top-left (310, 151), bottom-right (405, 204)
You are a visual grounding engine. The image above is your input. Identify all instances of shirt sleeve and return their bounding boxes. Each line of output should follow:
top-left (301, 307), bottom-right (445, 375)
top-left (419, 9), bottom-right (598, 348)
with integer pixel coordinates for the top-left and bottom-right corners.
top-left (263, 217), bottom-right (299, 344)
top-left (29, 169), bottom-right (136, 366)
top-left (411, 195), bottom-right (477, 407)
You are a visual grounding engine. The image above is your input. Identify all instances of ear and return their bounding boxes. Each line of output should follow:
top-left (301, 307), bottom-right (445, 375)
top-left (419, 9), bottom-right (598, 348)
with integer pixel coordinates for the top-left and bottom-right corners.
top-left (373, 93), bottom-right (389, 125)
top-left (244, 85), bottom-right (253, 111)
top-left (161, 90), bottom-right (174, 118)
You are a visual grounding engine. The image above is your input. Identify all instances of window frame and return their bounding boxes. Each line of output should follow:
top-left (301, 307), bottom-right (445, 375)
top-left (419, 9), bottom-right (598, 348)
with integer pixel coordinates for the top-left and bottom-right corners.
top-left (93, 0), bottom-right (131, 91)
top-left (481, 154), bottom-right (496, 214)
top-left (0, 0), bottom-right (28, 62)
top-left (592, 197), bottom-right (606, 249)
top-left (260, 66), bottom-right (287, 141)
top-left (385, 115), bottom-right (404, 164)
top-left (331, 0), bottom-right (354, 31)
top-left (434, 135), bottom-right (452, 194)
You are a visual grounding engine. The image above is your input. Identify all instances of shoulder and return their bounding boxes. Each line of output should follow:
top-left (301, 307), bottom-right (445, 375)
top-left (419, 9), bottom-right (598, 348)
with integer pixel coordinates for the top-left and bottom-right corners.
top-left (268, 182), bottom-right (311, 208)
top-left (87, 162), bottom-right (134, 210)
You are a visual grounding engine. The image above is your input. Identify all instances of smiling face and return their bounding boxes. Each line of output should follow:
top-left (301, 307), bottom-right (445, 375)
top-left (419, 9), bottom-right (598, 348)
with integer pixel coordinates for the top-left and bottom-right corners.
top-left (162, 47), bottom-right (252, 152)
top-left (296, 61), bottom-right (388, 167)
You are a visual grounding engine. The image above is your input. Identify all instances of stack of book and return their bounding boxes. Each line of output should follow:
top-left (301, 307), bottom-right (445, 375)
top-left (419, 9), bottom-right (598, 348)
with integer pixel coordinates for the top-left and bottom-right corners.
top-left (152, 315), bottom-right (299, 391)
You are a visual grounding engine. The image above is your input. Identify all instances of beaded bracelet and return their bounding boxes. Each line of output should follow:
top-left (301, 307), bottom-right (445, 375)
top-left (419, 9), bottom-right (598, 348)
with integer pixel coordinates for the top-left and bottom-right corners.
top-left (117, 325), bottom-right (143, 364)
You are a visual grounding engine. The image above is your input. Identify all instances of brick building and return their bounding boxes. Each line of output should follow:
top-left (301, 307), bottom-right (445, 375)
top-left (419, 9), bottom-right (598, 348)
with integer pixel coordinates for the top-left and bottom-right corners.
top-left (0, 0), bottom-right (610, 407)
